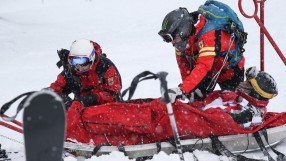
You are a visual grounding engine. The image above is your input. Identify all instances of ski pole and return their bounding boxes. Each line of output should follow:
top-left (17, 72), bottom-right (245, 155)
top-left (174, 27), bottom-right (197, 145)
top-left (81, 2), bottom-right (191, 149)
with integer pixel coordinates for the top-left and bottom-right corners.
top-left (157, 72), bottom-right (185, 161)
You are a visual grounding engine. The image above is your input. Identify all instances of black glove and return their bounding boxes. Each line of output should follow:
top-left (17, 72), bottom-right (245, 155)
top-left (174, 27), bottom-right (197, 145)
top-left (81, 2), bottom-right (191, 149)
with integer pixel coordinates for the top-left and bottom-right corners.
top-left (77, 94), bottom-right (98, 107)
top-left (230, 109), bottom-right (253, 124)
top-left (57, 93), bottom-right (73, 110)
top-left (56, 49), bottom-right (70, 68)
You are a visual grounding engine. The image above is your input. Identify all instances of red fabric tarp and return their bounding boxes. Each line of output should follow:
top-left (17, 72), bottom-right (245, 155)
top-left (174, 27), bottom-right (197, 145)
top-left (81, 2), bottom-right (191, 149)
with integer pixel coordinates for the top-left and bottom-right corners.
top-left (66, 93), bottom-right (286, 146)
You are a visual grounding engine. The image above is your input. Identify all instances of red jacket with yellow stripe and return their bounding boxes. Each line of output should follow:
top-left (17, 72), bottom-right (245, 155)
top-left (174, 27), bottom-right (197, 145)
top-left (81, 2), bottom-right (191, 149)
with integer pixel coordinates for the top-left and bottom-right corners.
top-left (50, 41), bottom-right (122, 105)
top-left (177, 14), bottom-right (245, 94)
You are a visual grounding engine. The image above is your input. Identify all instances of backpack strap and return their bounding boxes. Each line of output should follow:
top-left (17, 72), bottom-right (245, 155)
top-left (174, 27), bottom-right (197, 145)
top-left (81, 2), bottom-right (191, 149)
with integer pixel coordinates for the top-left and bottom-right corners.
top-left (196, 0), bottom-right (247, 68)
top-left (95, 56), bottom-right (122, 101)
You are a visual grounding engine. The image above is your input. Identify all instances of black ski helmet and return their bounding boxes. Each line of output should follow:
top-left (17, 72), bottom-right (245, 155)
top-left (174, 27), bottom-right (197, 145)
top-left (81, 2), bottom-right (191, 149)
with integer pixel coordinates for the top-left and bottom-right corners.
top-left (246, 67), bottom-right (278, 100)
top-left (158, 8), bottom-right (193, 42)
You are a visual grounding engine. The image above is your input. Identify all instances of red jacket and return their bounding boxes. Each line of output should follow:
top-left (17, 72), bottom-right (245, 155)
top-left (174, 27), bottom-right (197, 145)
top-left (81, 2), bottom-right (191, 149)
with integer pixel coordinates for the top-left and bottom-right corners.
top-left (50, 41), bottom-right (122, 105)
top-left (177, 14), bottom-right (245, 94)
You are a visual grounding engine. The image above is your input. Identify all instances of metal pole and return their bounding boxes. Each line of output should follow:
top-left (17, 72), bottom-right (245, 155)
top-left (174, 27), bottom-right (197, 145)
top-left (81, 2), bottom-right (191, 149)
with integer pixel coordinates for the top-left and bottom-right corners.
top-left (259, 0), bottom-right (265, 71)
top-left (0, 121), bottom-right (23, 134)
top-left (238, 0), bottom-right (286, 66)
top-left (2, 114), bottom-right (22, 127)
top-left (157, 72), bottom-right (185, 161)
top-left (166, 103), bottom-right (185, 161)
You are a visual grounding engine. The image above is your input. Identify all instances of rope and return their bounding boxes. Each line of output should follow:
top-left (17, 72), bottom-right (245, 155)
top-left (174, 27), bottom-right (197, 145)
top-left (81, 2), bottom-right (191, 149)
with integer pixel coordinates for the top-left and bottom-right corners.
top-left (0, 134), bottom-right (23, 145)
top-left (207, 33), bottom-right (236, 90)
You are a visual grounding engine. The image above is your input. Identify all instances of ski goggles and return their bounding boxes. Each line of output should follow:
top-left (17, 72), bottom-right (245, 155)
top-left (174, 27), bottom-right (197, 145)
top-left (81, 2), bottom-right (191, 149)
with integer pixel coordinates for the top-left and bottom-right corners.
top-left (158, 31), bottom-right (173, 43)
top-left (68, 49), bottom-right (96, 66)
top-left (68, 56), bottom-right (91, 66)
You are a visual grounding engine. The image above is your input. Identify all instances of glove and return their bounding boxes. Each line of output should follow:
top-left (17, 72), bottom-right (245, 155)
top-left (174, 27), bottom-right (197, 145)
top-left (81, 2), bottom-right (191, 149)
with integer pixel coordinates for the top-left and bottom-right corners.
top-left (57, 93), bottom-right (73, 110)
top-left (189, 89), bottom-right (204, 102)
top-left (77, 94), bottom-right (98, 107)
top-left (56, 49), bottom-right (70, 68)
top-left (168, 88), bottom-right (184, 103)
top-left (41, 88), bottom-right (72, 110)
top-left (57, 49), bottom-right (70, 61)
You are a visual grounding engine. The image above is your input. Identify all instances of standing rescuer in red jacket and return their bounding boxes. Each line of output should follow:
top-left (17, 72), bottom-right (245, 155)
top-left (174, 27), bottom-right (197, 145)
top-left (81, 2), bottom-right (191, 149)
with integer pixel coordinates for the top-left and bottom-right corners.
top-left (158, 8), bottom-right (246, 102)
top-left (49, 39), bottom-right (122, 109)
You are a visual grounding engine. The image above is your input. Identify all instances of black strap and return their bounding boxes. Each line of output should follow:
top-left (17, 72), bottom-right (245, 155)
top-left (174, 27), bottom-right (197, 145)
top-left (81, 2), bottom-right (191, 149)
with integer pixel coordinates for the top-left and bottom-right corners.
top-left (261, 128), bottom-right (286, 161)
top-left (253, 132), bottom-right (275, 161)
top-left (0, 91), bottom-right (36, 122)
top-left (210, 135), bottom-right (263, 161)
top-left (95, 56), bottom-right (122, 101)
top-left (91, 143), bottom-right (110, 156)
top-left (254, 129), bottom-right (286, 161)
top-left (121, 71), bottom-right (158, 101)
top-left (156, 142), bottom-right (161, 153)
top-left (117, 144), bottom-right (128, 156)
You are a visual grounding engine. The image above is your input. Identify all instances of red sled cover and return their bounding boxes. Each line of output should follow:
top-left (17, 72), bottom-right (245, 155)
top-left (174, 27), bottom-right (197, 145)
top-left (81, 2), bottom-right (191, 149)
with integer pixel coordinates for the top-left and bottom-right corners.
top-left (66, 91), bottom-right (286, 146)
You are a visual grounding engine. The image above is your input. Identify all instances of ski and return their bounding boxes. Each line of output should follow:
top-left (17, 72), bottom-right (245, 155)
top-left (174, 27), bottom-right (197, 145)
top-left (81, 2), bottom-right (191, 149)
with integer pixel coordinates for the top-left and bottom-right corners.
top-left (23, 90), bottom-right (66, 161)
top-left (64, 124), bottom-right (286, 159)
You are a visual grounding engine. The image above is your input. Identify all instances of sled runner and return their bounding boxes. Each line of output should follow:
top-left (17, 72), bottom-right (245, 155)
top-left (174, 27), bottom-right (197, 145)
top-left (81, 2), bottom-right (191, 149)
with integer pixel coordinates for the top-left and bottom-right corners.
top-left (64, 124), bottom-right (286, 158)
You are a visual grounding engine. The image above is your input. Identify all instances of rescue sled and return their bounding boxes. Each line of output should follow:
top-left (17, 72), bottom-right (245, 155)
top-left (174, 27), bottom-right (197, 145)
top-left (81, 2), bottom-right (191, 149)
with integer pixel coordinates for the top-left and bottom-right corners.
top-left (64, 71), bottom-right (286, 160)
top-left (64, 124), bottom-right (286, 158)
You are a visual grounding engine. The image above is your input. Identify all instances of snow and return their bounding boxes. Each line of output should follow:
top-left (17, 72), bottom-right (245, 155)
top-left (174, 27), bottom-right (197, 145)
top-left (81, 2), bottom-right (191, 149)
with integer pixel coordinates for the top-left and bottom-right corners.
top-left (0, 0), bottom-right (286, 160)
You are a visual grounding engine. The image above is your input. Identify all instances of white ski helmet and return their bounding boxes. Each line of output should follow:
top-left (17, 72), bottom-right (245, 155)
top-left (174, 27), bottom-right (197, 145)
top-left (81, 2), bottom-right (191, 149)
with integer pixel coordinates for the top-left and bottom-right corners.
top-left (68, 39), bottom-right (97, 72)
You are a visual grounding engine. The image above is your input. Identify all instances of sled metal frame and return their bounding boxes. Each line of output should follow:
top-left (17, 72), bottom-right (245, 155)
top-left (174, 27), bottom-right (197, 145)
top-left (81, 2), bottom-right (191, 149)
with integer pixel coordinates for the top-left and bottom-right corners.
top-left (238, 0), bottom-right (286, 71)
top-left (0, 114), bottom-right (23, 134)
top-left (64, 124), bottom-right (286, 159)
top-left (0, 121), bottom-right (22, 134)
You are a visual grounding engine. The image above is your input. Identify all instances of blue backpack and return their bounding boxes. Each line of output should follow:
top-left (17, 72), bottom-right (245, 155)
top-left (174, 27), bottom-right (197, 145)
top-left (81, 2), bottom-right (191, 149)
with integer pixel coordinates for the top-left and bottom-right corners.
top-left (197, 0), bottom-right (247, 68)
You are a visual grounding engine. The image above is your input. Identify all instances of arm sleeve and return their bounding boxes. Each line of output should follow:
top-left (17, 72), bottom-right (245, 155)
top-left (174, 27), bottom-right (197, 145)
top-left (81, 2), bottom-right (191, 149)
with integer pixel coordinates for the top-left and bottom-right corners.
top-left (179, 33), bottom-right (217, 94)
top-left (175, 49), bottom-right (192, 81)
top-left (49, 73), bottom-right (67, 93)
top-left (180, 55), bottom-right (215, 94)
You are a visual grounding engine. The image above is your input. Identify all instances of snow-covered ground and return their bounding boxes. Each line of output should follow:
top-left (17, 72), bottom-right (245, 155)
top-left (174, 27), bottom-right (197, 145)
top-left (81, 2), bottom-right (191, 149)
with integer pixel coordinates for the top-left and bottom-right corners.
top-left (0, 0), bottom-right (285, 160)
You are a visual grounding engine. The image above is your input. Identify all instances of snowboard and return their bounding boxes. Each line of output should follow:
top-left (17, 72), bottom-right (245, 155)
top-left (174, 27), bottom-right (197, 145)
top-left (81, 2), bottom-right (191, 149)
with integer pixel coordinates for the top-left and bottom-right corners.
top-left (23, 90), bottom-right (66, 161)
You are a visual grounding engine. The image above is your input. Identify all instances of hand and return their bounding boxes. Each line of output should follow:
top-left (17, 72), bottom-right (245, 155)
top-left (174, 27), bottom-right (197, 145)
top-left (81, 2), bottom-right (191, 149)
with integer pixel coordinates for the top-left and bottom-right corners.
top-left (57, 93), bottom-right (73, 110)
top-left (189, 89), bottom-right (203, 102)
top-left (77, 94), bottom-right (98, 107)
top-left (168, 88), bottom-right (183, 103)
top-left (56, 49), bottom-right (70, 68)
top-left (57, 49), bottom-right (70, 61)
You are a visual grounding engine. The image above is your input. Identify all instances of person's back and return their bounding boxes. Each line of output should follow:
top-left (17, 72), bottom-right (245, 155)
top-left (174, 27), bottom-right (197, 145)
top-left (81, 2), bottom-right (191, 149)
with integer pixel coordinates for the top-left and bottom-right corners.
top-left (158, 3), bottom-right (247, 102)
top-left (183, 12), bottom-right (245, 91)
